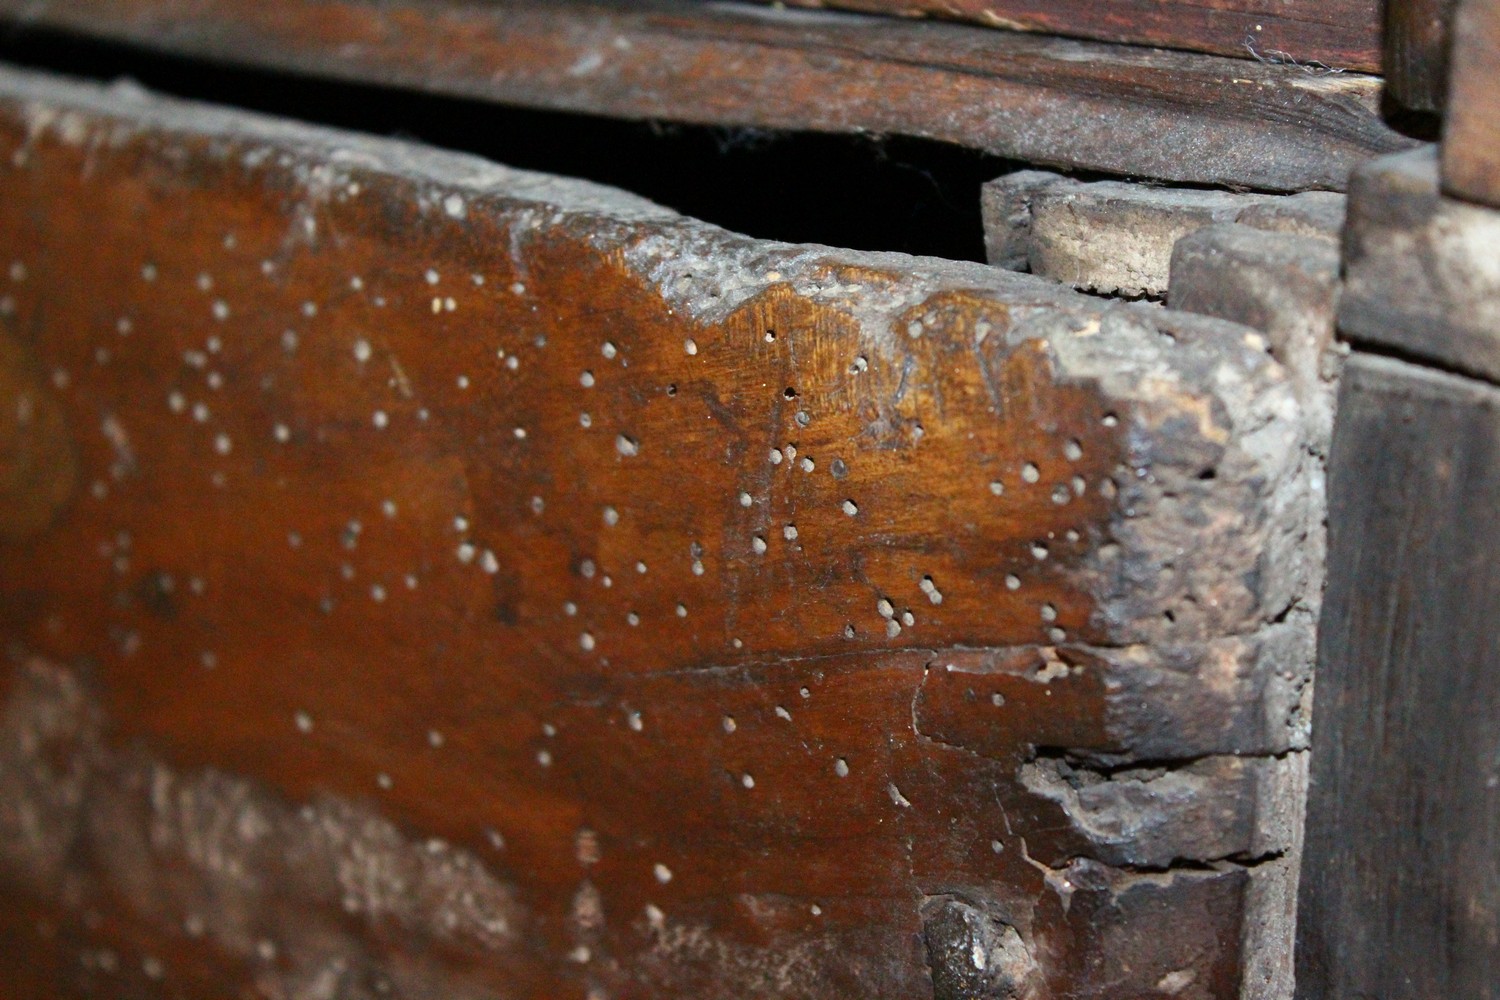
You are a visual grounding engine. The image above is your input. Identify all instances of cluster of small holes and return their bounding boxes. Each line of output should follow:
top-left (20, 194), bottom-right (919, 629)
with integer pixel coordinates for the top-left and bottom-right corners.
top-left (15, 163), bottom-right (1150, 921)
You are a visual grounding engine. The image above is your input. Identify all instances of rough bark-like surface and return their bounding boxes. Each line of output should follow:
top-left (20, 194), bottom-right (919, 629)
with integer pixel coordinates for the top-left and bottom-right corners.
top-left (1341, 146), bottom-right (1500, 382)
top-left (0, 66), bottom-right (1322, 999)
top-left (0, 0), bottom-right (1415, 192)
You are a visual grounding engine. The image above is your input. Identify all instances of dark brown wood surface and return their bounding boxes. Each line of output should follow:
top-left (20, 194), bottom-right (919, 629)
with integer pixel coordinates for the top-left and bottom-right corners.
top-left (0, 66), bottom-right (1319, 998)
top-left (1443, 0), bottom-right (1500, 206)
top-left (775, 0), bottom-right (1380, 71)
top-left (1384, 0), bottom-right (1457, 112)
top-left (0, 0), bottom-right (1414, 192)
top-left (1295, 353), bottom-right (1500, 999)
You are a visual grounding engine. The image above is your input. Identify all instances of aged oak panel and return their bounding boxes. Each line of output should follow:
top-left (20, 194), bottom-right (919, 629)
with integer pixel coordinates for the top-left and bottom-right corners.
top-left (0, 0), bottom-right (1414, 192)
top-left (0, 67), bottom-right (1319, 998)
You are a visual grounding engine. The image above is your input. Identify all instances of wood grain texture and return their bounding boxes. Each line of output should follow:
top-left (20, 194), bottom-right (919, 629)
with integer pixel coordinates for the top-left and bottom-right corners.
top-left (774, 0), bottom-right (1380, 72)
top-left (0, 67), bottom-right (1320, 999)
top-left (0, 0), bottom-right (1414, 192)
top-left (1443, 0), bottom-right (1500, 206)
top-left (1295, 353), bottom-right (1500, 1000)
top-left (1384, 0), bottom-right (1457, 112)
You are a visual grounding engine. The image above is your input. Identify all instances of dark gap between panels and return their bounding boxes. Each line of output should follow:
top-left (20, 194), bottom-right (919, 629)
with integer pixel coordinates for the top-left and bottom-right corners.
top-left (0, 25), bottom-right (1033, 262)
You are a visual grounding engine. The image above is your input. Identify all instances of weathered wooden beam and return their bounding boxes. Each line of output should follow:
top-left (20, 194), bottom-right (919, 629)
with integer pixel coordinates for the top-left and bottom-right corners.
top-left (982, 173), bottom-right (1343, 298)
top-left (1295, 354), bottom-right (1500, 1000)
top-left (1384, 0), bottom-right (1457, 112)
top-left (1341, 146), bottom-right (1500, 381)
top-left (0, 0), bottom-right (1415, 192)
top-left (772, 0), bottom-right (1381, 72)
top-left (0, 66), bottom-right (1321, 998)
top-left (1297, 139), bottom-right (1500, 998)
top-left (1442, 0), bottom-right (1500, 206)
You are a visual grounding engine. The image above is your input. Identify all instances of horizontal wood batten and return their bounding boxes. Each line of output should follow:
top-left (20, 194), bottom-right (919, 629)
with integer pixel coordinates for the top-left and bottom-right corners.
top-left (0, 0), bottom-right (1414, 191)
top-left (775, 0), bottom-right (1380, 72)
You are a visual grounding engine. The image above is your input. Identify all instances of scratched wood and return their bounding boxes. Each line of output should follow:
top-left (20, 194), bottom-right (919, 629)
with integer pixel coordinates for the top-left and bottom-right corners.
top-left (774, 0), bottom-right (1381, 71)
top-left (0, 0), bottom-right (1414, 193)
top-left (0, 67), bottom-right (1319, 999)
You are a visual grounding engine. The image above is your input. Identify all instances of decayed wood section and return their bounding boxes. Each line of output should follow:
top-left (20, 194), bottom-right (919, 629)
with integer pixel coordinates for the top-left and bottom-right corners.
top-left (0, 0), bottom-right (1415, 192)
top-left (0, 67), bottom-right (1321, 999)
top-left (1443, 0), bottom-right (1500, 207)
top-left (1383, 0), bottom-right (1457, 112)
top-left (774, 0), bottom-right (1380, 72)
top-left (1295, 355), bottom-right (1500, 1000)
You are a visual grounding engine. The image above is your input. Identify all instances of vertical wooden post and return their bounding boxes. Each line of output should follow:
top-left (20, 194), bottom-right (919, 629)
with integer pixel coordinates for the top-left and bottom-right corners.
top-left (1443, 0), bottom-right (1500, 205)
top-left (1295, 353), bottom-right (1500, 998)
top-left (1297, 22), bottom-right (1500, 980)
top-left (1385, 0), bottom-right (1457, 112)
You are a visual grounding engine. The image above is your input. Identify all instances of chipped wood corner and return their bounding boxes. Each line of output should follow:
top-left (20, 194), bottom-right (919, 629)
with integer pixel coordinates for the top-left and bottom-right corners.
top-left (0, 64), bottom-right (1327, 1000)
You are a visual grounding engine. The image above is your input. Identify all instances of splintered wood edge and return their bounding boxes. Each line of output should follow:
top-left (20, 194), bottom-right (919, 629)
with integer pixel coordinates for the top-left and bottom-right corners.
top-left (0, 0), bottom-right (1412, 190)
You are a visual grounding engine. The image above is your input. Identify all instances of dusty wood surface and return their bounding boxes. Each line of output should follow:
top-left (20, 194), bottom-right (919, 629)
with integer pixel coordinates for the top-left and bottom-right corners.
top-left (773, 0), bottom-right (1380, 71)
top-left (982, 174), bottom-right (1342, 299)
top-left (1384, 0), bottom-right (1457, 111)
top-left (0, 67), bottom-right (1321, 999)
top-left (1295, 353), bottom-right (1500, 1000)
top-left (1341, 146), bottom-right (1500, 382)
top-left (1443, 0), bottom-right (1500, 206)
top-left (0, 0), bottom-right (1414, 192)
top-left (1169, 223), bottom-right (1343, 442)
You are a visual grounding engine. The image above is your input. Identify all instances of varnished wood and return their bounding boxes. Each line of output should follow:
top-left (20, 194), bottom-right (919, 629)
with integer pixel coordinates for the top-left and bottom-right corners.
top-left (1443, 0), bottom-right (1500, 206)
top-left (0, 67), bottom-right (1318, 998)
top-left (1296, 354), bottom-right (1500, 1000)
top-left (775, 0), bottom-right (1380, 72)
top-left (0, 0), bottom-right (1414, 192)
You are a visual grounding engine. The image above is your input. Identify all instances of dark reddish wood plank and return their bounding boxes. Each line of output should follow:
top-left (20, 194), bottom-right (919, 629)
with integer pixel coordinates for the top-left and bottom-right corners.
top-left (0, 0), bottom-right (1413, 192)
top-left (1443, 0), bottom-right (1500, 206)
top-left (775, 0), bottom-right (1379, 72)
top-left (0, 66), bottom-right (1318, 998)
